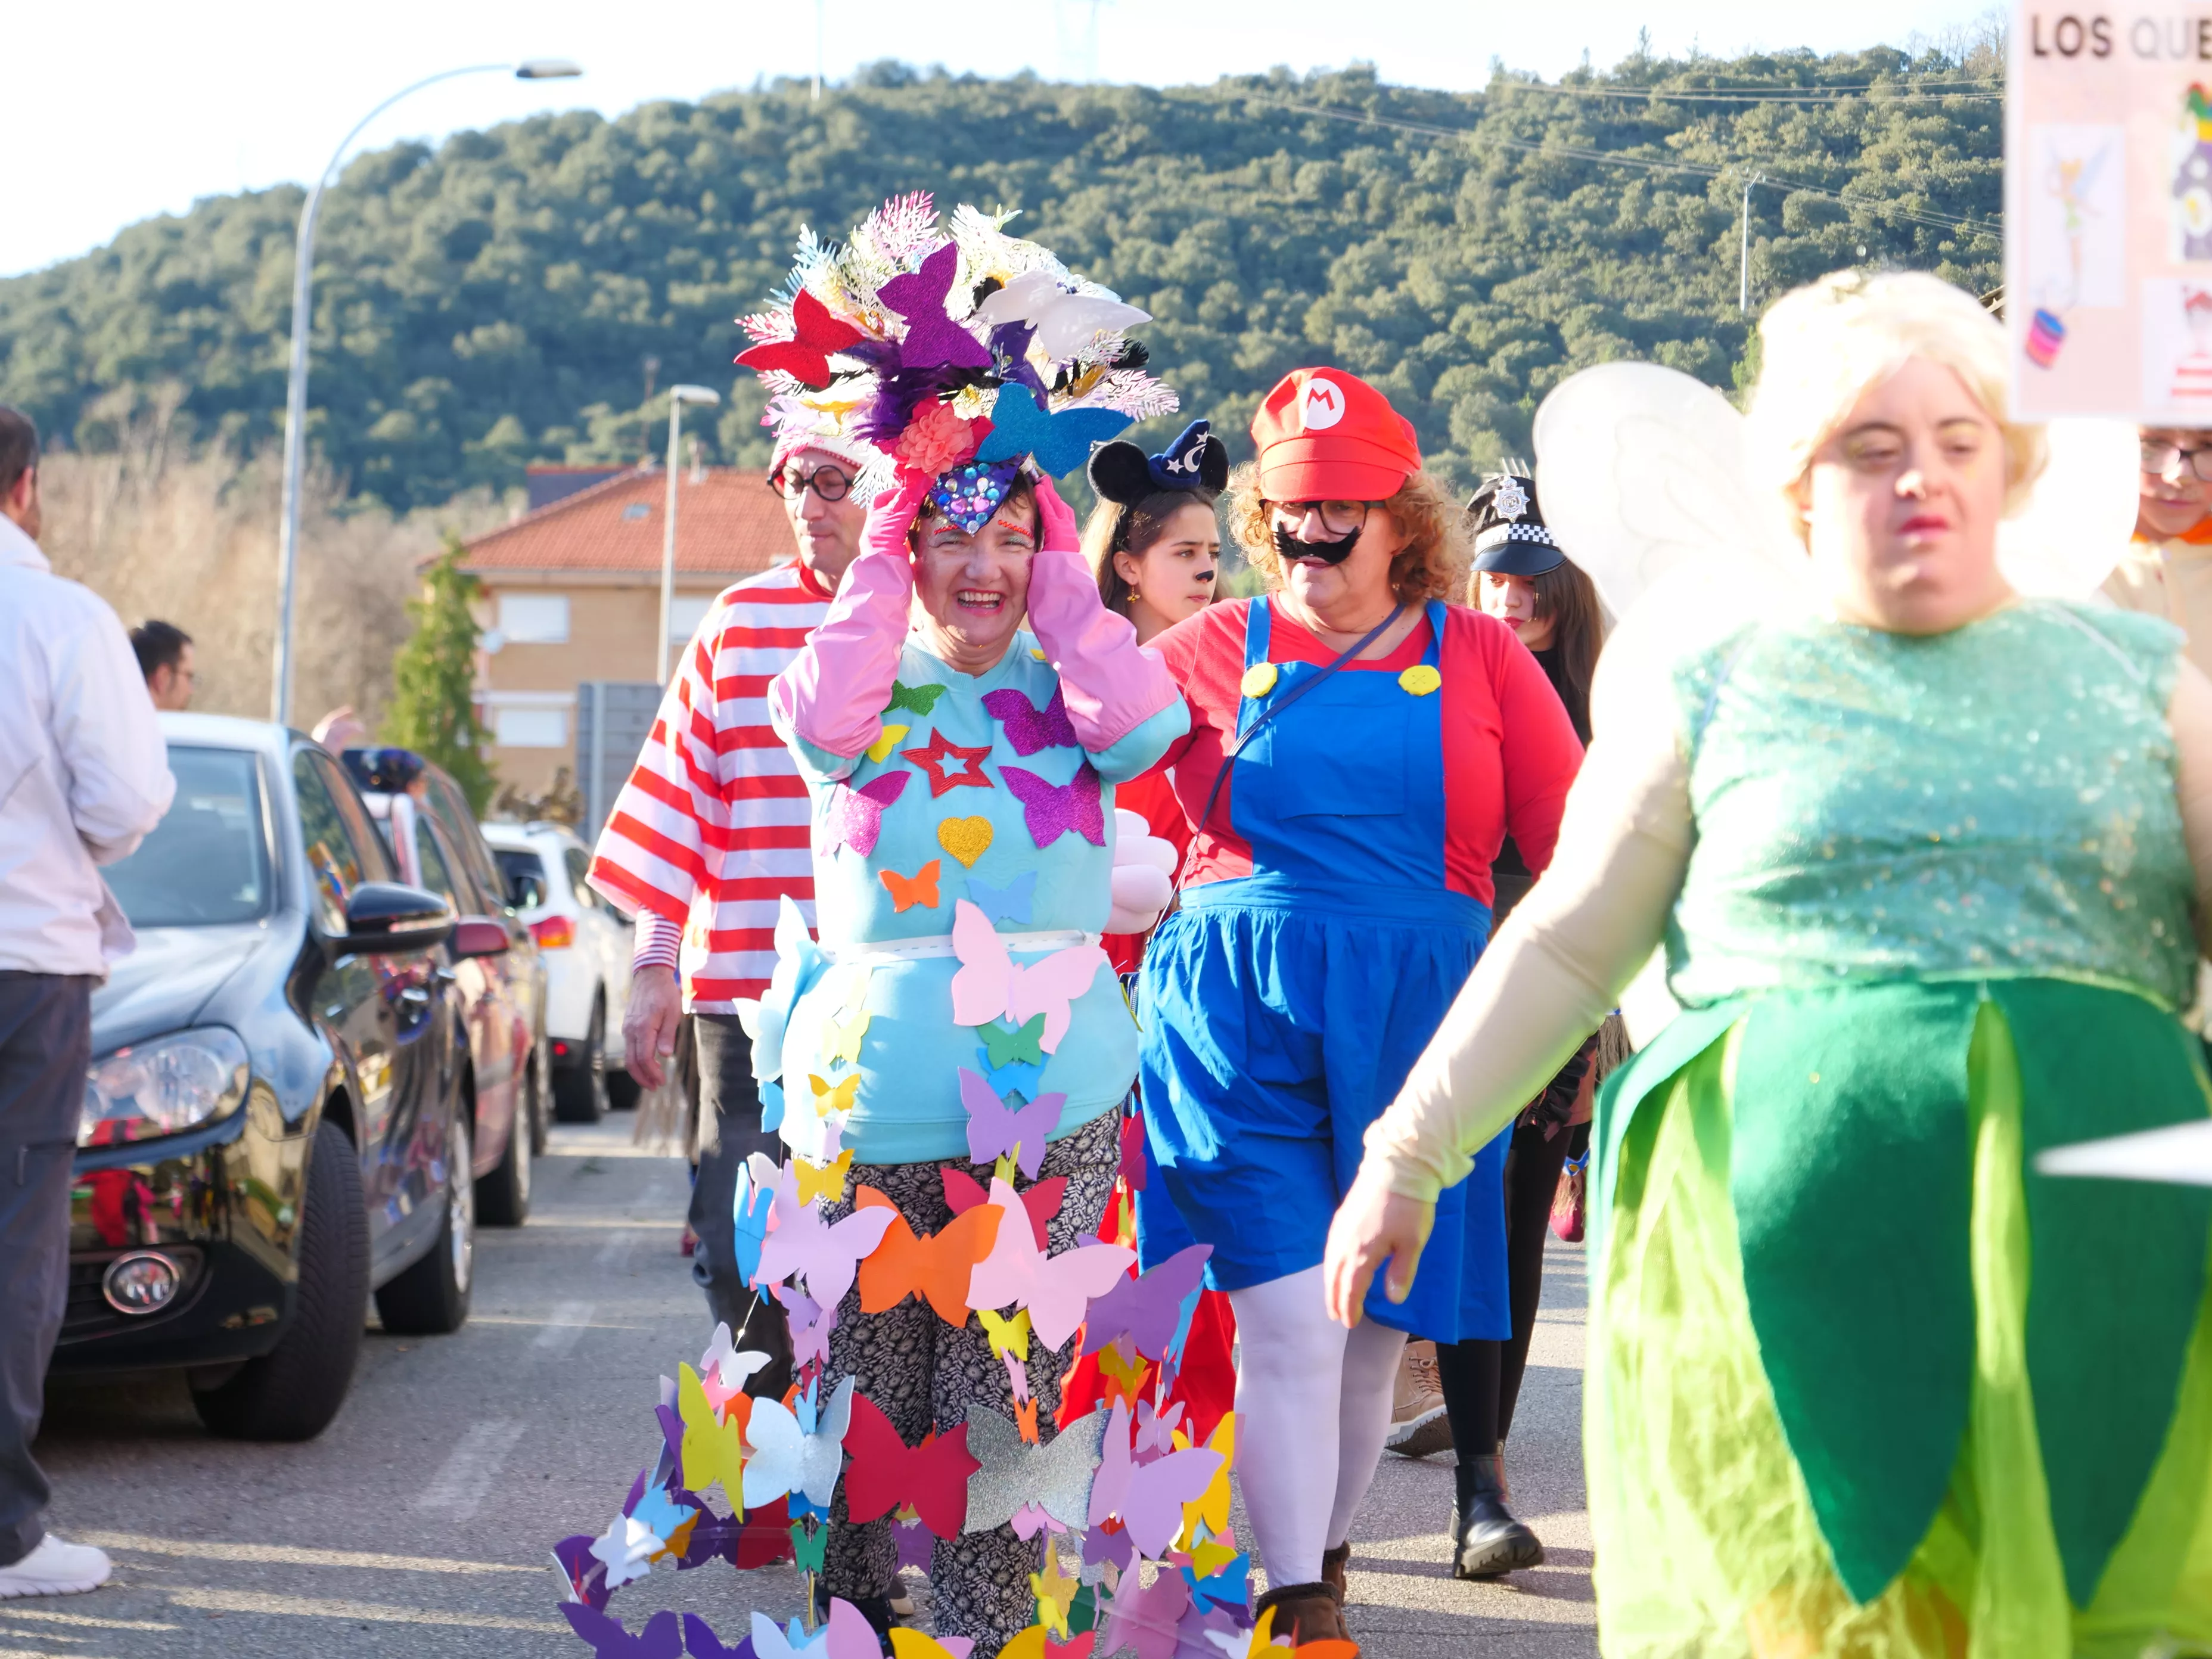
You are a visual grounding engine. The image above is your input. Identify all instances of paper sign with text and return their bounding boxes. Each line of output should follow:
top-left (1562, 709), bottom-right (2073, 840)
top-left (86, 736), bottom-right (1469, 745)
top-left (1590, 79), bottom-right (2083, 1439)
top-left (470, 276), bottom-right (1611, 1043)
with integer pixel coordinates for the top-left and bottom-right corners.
top-left (2006, 5), bottom-right (2212, 418)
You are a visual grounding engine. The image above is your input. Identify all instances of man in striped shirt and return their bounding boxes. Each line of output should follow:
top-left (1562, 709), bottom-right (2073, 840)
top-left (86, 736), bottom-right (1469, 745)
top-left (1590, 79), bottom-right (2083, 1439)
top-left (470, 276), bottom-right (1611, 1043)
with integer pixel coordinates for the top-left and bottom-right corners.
top-left (588, 432), bottom-right (871, 1378)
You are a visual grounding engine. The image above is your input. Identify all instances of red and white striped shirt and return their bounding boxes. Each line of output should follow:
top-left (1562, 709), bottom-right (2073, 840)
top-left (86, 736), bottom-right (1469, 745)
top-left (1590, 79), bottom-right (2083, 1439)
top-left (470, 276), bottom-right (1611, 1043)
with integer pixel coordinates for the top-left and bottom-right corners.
top-left (586, 560), bottom-right (833, 1011)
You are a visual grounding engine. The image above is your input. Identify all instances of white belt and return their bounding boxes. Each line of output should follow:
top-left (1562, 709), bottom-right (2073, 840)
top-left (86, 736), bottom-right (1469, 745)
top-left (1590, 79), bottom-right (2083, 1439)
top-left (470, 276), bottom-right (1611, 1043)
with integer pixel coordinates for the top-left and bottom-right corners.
top-left (821, 928), bottom-right (1099, 963)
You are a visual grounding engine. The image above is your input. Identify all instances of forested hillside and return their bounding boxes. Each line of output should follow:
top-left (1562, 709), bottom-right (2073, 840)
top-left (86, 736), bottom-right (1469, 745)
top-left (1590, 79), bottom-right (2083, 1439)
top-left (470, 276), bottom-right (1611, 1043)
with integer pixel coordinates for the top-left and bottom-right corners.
top-left (0, 47), bottom-right (2001, 510)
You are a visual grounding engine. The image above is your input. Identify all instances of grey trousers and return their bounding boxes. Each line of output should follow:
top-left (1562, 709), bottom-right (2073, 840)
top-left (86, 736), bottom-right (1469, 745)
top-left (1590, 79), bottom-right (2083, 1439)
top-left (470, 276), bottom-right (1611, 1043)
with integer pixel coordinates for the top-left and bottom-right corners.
top-left (688, 1014), bottom-right (791, 1396)
top-left (0, 974), bottom-right (92, 1567)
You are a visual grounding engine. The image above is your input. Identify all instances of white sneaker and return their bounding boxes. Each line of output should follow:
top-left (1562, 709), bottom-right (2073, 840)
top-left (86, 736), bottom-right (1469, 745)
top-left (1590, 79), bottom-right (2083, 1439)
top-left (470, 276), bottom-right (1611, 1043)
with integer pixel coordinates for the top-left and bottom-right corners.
top-left (0, 1536), bottom-right (111, 1597)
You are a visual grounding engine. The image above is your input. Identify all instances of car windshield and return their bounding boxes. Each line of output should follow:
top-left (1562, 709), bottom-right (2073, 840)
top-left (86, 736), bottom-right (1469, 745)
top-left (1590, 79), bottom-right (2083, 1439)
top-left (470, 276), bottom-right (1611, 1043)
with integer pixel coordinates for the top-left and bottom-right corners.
top-left (104, 747), bottom-right (274, 927)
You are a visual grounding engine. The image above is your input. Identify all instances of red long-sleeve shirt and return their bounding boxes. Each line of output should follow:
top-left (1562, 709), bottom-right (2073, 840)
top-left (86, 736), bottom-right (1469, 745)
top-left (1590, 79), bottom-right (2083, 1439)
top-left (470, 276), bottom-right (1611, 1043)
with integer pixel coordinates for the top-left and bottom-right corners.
top-left (1146, 598), bottom-right (1583, 908)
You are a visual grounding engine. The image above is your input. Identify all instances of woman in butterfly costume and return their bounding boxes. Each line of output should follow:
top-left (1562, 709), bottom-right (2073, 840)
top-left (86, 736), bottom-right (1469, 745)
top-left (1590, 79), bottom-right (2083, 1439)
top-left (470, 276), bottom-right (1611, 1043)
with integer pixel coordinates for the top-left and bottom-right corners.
top-left (1133, 367), bottom-right (1585, 1645)
top-left (741, 197), bottom-right (1189, 1654)
top-left (1326, 269), bottom-right (2212, 1657)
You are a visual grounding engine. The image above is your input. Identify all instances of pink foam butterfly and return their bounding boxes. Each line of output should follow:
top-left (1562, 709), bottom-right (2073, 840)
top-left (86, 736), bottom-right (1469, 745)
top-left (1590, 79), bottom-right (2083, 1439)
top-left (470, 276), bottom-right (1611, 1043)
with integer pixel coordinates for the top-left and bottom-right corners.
top-left (958, 1067), bottom-right (1065, 1179)
top-left (1086, 1398), bottom-right (1226, 1559)
top-left (773, 1282), bottom-right (838, 1370)
top-left (999, 763), bottom-right (1104, 850)
top-left (981, 685), bottom-right (1077, 756)
top-left (750, 1164), bottom-right (897, 1310)
top-left (825, 771), bottom-right (911, 859)
top-left (1099, 1558), bottom-right (1190, 1659)
top-left (949, 900), bottom-right (1109, 1055)
top-left (878, 244), bottom-right (992, 371)
top-left (968, 1176), bottom-right (1135, 1350)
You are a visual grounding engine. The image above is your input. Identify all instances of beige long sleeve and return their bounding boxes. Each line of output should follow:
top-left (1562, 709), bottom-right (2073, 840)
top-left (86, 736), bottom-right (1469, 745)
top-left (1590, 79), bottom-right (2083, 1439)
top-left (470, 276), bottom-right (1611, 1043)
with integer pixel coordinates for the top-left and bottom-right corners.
top-left (1363, 638), bottom-right (1697, 1203)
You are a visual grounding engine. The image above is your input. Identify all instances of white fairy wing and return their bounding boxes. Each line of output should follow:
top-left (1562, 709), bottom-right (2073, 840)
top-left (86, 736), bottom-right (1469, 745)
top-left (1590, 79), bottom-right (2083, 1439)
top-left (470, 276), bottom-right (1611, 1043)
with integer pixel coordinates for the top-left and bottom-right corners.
top-left (2035, 1119), bottom-right (2212, 1185)
top-left (1533, 362), bottom-right (1809, 625)
top-left (1996, 417), bottom-right (2139, 599)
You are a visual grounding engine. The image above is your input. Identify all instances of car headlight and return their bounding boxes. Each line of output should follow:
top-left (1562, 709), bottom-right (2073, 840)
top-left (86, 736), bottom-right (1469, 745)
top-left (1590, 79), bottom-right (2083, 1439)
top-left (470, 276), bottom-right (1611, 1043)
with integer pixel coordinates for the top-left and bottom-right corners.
top-left (81, 1028), bottom-right (250, 1149)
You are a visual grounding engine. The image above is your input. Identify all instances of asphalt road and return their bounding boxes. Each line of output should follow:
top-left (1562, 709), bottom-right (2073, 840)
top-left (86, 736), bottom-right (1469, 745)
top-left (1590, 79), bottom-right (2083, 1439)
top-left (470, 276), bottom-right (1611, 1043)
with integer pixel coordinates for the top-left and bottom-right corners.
top-left (22, 1119), bottom-right (1596, 1658)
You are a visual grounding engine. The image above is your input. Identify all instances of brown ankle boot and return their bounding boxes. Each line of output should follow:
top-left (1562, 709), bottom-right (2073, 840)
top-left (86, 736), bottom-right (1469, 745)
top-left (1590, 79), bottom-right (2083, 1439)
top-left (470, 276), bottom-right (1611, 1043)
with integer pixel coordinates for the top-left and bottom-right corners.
top-left (1321, 1542), bottom-right (1350, 1599)
top-left (1254, 1579), bottom-right (1353, 1650)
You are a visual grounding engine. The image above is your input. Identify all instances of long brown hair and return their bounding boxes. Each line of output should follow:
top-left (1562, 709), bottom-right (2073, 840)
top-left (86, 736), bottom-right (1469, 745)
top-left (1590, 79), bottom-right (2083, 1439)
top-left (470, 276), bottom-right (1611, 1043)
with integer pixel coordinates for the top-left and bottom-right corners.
top-left (1477, 558), bottom-right (1605, 741)
top-left (1084, 489), bottom-right (1220, 615)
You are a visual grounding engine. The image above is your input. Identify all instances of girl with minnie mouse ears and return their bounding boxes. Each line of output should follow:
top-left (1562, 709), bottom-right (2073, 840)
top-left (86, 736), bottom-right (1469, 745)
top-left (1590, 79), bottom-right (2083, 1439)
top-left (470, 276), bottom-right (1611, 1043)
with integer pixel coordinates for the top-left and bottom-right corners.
top-left (1082, 420), bottom-right (1229, 645)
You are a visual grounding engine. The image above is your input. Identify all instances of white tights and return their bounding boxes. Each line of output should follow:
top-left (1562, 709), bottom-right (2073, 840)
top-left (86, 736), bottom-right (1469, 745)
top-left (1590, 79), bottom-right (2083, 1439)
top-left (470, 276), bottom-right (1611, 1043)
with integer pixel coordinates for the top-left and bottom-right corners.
top-left (1226, 1266), bottom-right (1408, 1587)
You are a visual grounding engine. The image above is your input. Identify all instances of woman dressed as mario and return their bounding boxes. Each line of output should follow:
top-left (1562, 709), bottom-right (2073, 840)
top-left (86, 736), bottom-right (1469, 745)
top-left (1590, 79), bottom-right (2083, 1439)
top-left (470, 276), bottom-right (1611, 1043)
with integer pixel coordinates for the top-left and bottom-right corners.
top-left (1136, 369), bottom-right (1584, 1644)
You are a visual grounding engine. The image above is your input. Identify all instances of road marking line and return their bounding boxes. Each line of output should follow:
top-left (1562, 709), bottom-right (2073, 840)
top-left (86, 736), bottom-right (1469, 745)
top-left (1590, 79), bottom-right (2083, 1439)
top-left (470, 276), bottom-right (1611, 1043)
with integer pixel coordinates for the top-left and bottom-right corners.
top-left (594, 1229), bottom-right (639, 1268)
top-left (167, 1587), bottom-right (563, 1632)
top-left (533, 1301), bottom-right (595, 1353)
top-left (411, 1418), bottom-right (527, 1520)
top-left (0, 1606), bottom-right (179, 1630)
top-left (72, 1532), bottom-right (534, 1574)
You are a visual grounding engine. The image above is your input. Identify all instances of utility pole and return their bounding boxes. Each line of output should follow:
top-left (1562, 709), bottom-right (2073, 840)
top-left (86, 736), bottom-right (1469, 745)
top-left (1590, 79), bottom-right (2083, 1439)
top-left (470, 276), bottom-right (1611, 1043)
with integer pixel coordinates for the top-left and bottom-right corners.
top-left (658, 387), bottom-right (720, 685)
top-left (813, 0), bottom-right (824, 101)
top-left (1739, 172), bottom-right (1764, 314)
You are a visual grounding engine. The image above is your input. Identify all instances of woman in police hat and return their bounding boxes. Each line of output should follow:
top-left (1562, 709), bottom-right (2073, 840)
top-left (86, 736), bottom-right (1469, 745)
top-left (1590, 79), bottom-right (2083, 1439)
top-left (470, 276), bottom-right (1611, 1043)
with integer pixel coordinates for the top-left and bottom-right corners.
top-left (1132, 372), bottom-right (1585, 1646)
top-left (1387, 465), bottom-right (1613, 1578)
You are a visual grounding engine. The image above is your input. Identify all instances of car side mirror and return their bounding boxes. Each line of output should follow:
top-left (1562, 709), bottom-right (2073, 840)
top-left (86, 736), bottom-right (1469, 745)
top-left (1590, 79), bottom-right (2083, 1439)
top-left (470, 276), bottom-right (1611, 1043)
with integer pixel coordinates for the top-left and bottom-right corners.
top-left (338, 883), bottom-right (455, 956)
top-left (451, 917), bottom-right (512, 960)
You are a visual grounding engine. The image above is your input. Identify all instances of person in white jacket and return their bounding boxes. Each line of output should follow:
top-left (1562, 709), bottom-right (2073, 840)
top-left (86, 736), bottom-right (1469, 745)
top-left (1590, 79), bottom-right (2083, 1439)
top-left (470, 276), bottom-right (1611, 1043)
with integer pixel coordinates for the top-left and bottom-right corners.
top-left (0, 407), bottom-right (173, 1598)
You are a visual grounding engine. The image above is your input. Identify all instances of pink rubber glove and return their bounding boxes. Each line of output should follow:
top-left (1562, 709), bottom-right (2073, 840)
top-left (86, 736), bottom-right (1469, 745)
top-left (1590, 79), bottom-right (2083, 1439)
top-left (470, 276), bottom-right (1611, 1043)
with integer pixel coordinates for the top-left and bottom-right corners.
top-left (769, 473), bottom-right (929, 760)
top-left (1023, 475), bottom-right (1179, 751)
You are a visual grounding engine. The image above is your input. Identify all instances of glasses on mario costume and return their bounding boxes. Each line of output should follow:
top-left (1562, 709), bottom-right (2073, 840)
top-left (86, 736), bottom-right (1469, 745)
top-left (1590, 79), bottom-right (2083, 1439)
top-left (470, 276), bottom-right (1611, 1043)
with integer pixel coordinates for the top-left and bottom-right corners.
top-left (768, 463), bottom-right (853, 503)
top-left (1269, 500), bottom-right (1371, 537)
top-left (2140, 440), bottom-right (2212, 482)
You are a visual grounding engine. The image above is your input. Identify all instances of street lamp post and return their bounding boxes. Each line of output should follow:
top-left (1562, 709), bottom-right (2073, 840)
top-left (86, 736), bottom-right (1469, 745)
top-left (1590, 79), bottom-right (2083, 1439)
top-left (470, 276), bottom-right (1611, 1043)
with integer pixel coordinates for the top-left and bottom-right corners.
top-left (658, 386), bottom-right (722, 685)
top-left (269, 58), bottom-right (582, 726)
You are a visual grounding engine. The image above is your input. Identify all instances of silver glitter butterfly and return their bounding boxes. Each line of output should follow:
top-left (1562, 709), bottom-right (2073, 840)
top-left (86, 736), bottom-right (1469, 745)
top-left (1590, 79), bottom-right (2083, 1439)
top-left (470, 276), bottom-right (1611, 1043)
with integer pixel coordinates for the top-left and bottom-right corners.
top-left (959, 1406), bottom-right (1110, 1535)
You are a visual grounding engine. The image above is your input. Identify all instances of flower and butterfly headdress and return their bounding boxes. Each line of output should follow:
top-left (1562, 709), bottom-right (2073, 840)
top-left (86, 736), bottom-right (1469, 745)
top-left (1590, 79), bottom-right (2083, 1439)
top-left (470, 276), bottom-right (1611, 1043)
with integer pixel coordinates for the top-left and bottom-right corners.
top-left (737, 192), bottom-right (1179, 530)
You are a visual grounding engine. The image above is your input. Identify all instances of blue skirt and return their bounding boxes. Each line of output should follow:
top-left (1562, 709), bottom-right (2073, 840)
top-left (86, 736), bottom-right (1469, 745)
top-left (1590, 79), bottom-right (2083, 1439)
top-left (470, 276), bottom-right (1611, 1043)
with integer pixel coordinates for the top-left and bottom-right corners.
top-left (1135, 876), bottom-right (1511, 1343)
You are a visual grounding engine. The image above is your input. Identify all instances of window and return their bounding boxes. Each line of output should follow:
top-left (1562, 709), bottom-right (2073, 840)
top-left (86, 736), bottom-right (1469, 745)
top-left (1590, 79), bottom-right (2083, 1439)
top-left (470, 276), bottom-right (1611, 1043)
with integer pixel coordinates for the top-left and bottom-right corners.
top-left (291, 750), bottom-right (392, 934)
top-left (423, 775), bottom-right (503, 911)
top-left (564, 847), bottom-right (597, 909)
top-left (413, 821), bottom-right (459, 906)
top-left (667, 593), bottom-right (713, 642)
top-left (495, 848), bottom-right (549, 910)
top-left (104, 747), bottom-right (273, 928)
top-left (495, 707), bottom-right (567, 748)
top-left (622, 503), bottom-right (650, 521)
top-left (498, 593), bottom-right (570, 644)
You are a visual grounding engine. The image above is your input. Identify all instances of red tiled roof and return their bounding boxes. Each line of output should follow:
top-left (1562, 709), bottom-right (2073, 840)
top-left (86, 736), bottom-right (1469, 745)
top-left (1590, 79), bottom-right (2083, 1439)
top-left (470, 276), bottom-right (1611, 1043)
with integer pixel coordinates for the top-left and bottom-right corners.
top-left (456, 467), bottom-right (793, 577)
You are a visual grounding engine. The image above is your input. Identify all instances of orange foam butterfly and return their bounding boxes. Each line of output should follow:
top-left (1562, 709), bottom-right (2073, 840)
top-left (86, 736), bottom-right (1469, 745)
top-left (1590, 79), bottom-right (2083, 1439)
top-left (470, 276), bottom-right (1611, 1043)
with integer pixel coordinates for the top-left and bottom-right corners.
top-left (855, 1186), bottom-right (1005, 1325)
top-left (880, 859), bottom-right (943, 913)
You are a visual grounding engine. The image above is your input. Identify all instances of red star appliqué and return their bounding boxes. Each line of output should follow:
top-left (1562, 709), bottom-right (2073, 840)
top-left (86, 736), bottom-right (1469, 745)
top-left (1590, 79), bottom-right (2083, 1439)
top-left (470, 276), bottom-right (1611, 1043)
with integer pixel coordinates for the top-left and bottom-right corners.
top-left (900, 729), bottom-right (994, 797)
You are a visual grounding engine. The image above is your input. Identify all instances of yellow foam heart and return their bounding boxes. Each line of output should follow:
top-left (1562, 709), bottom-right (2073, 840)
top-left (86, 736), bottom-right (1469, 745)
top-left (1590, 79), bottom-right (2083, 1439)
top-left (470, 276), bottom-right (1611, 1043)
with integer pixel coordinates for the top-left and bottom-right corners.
top-left (1239, 662), bottom-right (1278, 698)
top-left (866, 723), bottom-right (911, 763)
top-left (937, 816), bottom-right (994, 867)
top-left (1398, 663), bottom-right (1441, 697)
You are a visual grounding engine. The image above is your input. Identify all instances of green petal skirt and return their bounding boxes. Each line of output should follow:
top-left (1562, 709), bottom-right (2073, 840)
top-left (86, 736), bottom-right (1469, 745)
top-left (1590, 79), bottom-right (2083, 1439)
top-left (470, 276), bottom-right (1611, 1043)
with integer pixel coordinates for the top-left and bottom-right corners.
top-left (1587, 978), bottom-right (2212, 1658)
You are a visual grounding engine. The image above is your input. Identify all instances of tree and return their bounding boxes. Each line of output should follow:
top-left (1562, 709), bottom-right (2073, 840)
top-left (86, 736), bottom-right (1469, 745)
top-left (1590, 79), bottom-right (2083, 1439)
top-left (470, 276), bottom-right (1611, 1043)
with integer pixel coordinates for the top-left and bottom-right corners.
top-left (384, 533), bottom-right (495, 813)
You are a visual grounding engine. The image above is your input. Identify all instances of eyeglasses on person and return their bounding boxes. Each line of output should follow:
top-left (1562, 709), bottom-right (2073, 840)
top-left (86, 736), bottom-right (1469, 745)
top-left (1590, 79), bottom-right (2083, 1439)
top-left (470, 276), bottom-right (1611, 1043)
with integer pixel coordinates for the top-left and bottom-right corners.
top-left (2139, 440), bottom-right (2212, 482)
top-left (768, 463), bottom-right (853, 503)
top-left (1269, 499), bottom-right (1372, 538)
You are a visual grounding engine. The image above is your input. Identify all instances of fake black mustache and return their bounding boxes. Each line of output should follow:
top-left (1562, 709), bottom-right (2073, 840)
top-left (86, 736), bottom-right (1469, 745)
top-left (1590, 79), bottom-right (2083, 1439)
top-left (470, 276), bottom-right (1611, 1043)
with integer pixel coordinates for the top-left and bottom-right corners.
top-left (1273, 525), bottom-right (1360, 566)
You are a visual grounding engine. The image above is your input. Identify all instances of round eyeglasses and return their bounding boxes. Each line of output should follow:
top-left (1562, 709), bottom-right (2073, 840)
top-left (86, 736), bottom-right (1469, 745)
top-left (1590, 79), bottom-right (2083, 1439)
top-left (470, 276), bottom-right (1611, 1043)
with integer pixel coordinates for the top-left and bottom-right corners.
top-left (769, 464), bottom-right (853, 503)
top-left (2139, 441), bottom-right (2212, 482)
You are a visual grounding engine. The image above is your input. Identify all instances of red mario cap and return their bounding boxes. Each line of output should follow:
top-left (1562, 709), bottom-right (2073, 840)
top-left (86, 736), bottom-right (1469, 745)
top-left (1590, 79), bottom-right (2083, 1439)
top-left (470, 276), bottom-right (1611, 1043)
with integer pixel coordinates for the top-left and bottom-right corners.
top-left (1251, 368), bottom-right (1422, 502)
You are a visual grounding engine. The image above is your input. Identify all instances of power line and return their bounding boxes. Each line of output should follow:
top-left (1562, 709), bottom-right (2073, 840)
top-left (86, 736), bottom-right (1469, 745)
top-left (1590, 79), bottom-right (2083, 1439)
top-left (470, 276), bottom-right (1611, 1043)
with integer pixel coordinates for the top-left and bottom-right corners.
top-left (1260, 98), bottom-right (1999, 237)
top-left (1487, 79), bottom-right (2003, 105)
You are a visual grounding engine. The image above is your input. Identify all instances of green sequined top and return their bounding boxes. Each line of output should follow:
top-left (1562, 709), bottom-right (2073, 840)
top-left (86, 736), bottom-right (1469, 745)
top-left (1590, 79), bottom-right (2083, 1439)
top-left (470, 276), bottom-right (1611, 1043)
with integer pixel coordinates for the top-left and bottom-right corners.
top-left (1668, 599), bottom-right (2196, 1010)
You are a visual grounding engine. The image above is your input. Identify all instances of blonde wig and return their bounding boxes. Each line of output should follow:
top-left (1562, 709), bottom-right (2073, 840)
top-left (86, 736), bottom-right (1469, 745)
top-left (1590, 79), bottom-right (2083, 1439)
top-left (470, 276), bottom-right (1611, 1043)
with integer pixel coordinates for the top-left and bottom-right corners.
top-left (1747, 270), bottom-right (2046, 522)
top-left (1226, 462), bottom-right (1470, 606)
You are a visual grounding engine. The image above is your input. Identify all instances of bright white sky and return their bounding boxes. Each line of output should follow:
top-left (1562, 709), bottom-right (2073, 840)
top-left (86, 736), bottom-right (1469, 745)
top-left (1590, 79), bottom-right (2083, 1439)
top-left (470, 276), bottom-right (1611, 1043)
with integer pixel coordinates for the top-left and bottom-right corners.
top-left (4, 0), bottom-right (1999, 278)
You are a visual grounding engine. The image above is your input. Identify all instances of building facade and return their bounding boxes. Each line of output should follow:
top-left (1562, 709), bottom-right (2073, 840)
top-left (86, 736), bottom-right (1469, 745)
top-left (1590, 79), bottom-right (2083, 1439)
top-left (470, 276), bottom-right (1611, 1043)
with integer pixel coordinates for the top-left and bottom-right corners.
top-left (454, 465), bottom-right (791, 799)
